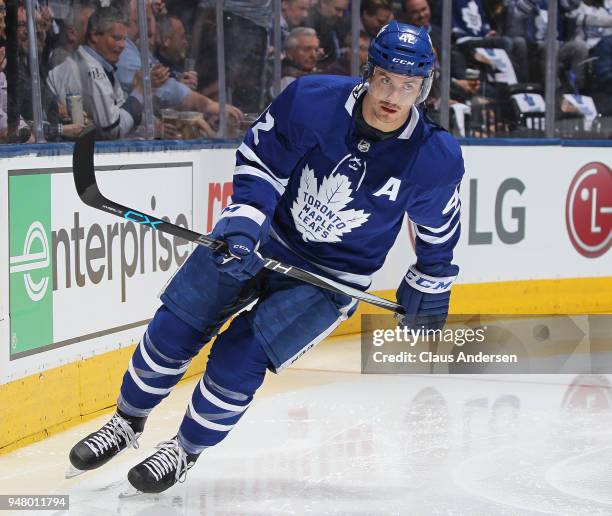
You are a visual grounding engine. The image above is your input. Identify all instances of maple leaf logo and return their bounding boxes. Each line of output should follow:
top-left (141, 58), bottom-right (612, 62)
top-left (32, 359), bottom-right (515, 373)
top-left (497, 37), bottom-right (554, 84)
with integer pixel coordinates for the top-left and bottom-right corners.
top-left (461, 0), bottom-right (483, 35)
top-left (291, 164), bottom-right (370, 243)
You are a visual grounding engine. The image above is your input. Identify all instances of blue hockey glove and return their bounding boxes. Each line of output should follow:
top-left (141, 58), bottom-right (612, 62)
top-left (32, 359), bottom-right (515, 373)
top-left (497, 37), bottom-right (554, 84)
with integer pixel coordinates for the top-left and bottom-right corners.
top-left (210, 204), bottom-right (270, 281)
top-left (396, 263), bottom-right (459, 330)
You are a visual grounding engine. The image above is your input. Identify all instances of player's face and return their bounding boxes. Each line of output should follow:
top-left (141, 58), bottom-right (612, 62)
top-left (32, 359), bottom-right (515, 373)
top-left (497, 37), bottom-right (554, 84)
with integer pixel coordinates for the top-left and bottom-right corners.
top-left (363, 67), bottom-right (423, 131)
top-left (92, 22), bottom-right (128, 65)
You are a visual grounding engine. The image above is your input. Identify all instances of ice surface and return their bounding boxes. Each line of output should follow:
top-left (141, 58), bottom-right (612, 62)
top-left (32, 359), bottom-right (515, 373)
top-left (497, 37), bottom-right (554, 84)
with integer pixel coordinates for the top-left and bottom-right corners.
top-left (2, 335), bottom-right (612, 515)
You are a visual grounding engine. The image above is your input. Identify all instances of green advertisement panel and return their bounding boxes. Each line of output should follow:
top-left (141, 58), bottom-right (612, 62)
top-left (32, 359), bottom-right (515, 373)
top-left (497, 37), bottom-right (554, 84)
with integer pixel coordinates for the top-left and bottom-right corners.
top-left (8, 173), bottom-right (53, 356)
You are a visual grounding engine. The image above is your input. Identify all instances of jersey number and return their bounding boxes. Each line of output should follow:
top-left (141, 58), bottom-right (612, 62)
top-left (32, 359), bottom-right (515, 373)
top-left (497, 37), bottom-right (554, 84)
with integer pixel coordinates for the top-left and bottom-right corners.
top-left (252, 112), bottom-right (275, 145)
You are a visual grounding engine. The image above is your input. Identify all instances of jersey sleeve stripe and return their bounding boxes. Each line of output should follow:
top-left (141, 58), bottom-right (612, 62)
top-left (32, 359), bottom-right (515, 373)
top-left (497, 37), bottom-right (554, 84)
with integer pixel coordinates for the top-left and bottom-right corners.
top-left (220, 203), bottom-right (267, 226)
top-left (237, 142), bottom-right (289, 186)
top-left (235, 164), bottom-right (286, 195)
top-left (416, 203), bottom-right (461, 233)
top-left (414, 219), bottom-right (460, 244)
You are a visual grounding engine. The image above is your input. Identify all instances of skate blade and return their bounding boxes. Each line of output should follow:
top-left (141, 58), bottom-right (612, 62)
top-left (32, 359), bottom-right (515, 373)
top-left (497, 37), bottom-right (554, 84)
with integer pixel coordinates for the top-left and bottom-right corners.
top-left (65, 465), bottom-right (87, 479)
top-left (118, 486), bottom-right (145, 499)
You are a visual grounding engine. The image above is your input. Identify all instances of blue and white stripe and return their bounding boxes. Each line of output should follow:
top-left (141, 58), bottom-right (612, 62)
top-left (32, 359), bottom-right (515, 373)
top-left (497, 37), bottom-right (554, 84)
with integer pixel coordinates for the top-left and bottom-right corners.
top-left (235, 143), bottom-right (289, 195)
top-left (178, 373), bottom-right (252, 454)
top-left (118, 331), bottom-right (191, 417)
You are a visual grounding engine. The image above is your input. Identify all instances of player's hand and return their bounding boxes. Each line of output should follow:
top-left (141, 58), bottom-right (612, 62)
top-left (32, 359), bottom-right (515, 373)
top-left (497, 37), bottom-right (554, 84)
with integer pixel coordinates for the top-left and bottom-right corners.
top-left (396, 263), bottom-right (459, 331)
top-left (210, 204), bottom-right (269, 281)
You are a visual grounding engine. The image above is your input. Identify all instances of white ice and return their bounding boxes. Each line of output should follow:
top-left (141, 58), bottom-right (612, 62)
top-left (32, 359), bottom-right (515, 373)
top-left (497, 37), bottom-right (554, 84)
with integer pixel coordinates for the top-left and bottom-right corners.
top-left (2, 334), bottom-right (612, 515)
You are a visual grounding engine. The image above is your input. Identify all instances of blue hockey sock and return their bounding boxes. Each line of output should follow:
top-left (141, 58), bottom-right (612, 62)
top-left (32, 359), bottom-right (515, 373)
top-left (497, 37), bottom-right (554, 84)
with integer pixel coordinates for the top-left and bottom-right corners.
top-left (117, 305), bottom-right (206, 417)
top-left (177, 314), bottom-right (271, 455)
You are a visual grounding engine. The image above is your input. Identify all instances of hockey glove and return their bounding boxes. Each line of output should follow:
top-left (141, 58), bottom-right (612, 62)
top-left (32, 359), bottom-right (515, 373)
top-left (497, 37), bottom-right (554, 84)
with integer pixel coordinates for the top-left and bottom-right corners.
top-left (210, 204), bottom-right (270, 281)
top-left (396, 263), bottom-right (459, 331)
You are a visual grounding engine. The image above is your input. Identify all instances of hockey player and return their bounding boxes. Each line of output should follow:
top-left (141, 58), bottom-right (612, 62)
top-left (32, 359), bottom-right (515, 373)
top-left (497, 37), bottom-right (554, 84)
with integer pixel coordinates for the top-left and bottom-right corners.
top-left (68, 21), bottom-right (464, 494)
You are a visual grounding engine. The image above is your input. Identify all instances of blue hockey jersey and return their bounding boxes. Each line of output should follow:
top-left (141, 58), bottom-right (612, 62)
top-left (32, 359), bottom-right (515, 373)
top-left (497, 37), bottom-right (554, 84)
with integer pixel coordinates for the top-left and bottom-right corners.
top-left (452, 0), bottom-right (492, 41)
top-left (232, 75), bottom-right (464, 289)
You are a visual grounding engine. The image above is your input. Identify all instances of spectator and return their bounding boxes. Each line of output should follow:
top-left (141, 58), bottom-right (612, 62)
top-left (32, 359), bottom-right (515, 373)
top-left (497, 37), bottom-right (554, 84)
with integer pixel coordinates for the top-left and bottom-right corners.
top-left (0, 0), bottom-right (5, 42)
top-left (152, 0), bottom-right (168, 19)
top-left (47, 4), bottom-right (95, 116)
top-left (195, 0), bottom-right (273, 114)
top-left (322, 30), bottom-right (370, 75)
top-left (568, 0), bottom-right (612, 112)
top-left (452, 0), bottom-right (530, 82)
top-left (117, 0), bottom-right (242, 128)
top-left (165, 0), bottom-right (197, 29)
top-left (48, 3), bottom-right (95, 69)
top-left (503, 0), bottom-right (589, 90)
top-left (75, 6), bottom-right (144, 139)
top-left (303, 0), bottom-right (349, 67)
top-left (451, 67), bottom-right (483, 102)
top-left (401, 0), bottom-right (440, 48)
top-left (0, 0), bottom-right (5, 137)
top-left (15, 5), bottom-right (62, 139)
top-left (569, 0), bottom-right (612, 49)
top-left (361, 0), bottom-right (394, 38)
top-left (156, 15), bottom-right (197, 90)
top-left (401, 0), bottom-right (471, 101)
top-left (280, 27), bottom-right (321, 91)
top-left (281, 0), bottom-right (311, 43)
top-left (0, 48), bottom-right (5, 139)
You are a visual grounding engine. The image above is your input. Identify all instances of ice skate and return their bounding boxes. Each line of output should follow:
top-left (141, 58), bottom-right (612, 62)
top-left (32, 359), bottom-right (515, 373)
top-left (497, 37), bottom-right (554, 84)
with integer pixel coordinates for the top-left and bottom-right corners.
top-left (66, 411), bottom-right (146, 478)
top-left (125, 437), bottom-right (199, 495)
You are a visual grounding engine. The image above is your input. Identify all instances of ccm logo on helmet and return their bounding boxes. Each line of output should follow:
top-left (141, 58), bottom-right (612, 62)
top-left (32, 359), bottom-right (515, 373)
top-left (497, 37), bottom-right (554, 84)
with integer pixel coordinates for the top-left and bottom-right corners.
top-left (392, 57), bottom-right (415, 65)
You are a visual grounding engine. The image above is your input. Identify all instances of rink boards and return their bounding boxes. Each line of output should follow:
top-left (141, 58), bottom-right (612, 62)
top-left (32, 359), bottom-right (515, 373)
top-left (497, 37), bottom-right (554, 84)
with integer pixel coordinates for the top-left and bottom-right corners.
top-left (0, 140), bottom-right (610, 453)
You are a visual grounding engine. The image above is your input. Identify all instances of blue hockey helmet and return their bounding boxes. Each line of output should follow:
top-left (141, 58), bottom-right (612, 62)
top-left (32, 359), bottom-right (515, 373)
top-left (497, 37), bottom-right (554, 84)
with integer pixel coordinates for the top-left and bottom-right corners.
top-left (366, 21), bottom-right (435, 103)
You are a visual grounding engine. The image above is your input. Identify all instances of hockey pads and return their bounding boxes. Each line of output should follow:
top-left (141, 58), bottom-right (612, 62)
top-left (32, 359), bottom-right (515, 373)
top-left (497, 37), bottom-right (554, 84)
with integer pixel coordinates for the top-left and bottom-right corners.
top-left (396, 263), bottom-right (459, 330)
top-left (210, 204), bottom-right (270, 281)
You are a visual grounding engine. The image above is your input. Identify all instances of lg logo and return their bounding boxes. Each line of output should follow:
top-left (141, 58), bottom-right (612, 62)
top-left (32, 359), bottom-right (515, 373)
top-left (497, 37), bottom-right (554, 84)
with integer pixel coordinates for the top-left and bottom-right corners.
top-left (566, 162), bottom-right (611, 258)
top-left (469, 178), bottom-right (526, 245)
top-left (406, 178), bottom-right (526, 249)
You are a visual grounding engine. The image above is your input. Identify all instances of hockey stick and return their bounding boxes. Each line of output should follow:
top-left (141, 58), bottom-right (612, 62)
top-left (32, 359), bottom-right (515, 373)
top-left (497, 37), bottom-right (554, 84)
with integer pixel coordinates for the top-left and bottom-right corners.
top-left (72, 129), bottom-right (404, 315)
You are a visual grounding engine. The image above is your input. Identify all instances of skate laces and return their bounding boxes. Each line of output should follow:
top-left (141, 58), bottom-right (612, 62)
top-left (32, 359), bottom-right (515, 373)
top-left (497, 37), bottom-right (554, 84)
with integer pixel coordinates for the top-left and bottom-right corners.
top-left (142, 439), bottom-right (190, 483)
top-left (84, 414), bottom-right (140, 457)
